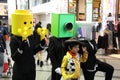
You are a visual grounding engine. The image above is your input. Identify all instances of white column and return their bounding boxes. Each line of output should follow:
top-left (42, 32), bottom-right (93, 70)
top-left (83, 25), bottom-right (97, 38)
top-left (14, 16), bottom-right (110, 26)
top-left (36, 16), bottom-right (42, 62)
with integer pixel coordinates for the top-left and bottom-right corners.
top-left (86, 0), bottom-right (93, 22)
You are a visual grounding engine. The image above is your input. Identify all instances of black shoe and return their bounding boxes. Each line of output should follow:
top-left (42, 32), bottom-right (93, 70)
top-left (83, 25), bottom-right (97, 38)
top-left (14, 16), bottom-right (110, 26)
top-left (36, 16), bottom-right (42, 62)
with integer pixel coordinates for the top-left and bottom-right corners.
top-left (37, 60), bottom-right (39, 65)
top-left (40, 61), bottom-right (43, 67)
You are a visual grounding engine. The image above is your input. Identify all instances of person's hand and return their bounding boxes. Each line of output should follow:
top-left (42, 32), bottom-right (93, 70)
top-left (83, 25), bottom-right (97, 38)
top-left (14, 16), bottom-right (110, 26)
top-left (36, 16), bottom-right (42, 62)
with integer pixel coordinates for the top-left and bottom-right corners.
top-left (44, 36), bottom-right (49, 46)
top-left (55, 67), bottom-right (61, 75)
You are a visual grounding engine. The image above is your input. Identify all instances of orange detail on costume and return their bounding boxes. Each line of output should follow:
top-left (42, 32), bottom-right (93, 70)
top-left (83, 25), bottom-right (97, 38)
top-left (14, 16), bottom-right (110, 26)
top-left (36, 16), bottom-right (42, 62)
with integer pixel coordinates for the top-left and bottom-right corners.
top-left (68, 51), bottom-right (76, 58)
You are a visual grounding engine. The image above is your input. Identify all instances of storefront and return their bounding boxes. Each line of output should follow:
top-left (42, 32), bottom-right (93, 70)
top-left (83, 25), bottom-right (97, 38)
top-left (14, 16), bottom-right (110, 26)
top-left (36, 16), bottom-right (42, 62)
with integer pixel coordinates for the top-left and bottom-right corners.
top-left (68, 0), bottom-right (101, 22)
top-left (117, 0), bottom-right (120, 19)
top-left (68, 0), bottom-right (100, 40)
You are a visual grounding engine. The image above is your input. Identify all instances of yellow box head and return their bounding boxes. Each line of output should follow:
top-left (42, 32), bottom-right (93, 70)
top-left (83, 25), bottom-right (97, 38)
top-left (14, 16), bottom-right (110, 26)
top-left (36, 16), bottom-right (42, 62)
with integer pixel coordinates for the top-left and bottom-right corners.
top-left (11, 10), bottom-right (33, 40)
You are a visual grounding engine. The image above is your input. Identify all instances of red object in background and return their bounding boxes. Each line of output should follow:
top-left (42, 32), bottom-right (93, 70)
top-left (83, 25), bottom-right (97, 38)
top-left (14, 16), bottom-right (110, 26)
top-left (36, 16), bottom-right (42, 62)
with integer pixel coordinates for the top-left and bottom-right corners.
top-left (3, 63), bottom-right (8, 73)
top-left (4, 34), bottom-right (9, 40)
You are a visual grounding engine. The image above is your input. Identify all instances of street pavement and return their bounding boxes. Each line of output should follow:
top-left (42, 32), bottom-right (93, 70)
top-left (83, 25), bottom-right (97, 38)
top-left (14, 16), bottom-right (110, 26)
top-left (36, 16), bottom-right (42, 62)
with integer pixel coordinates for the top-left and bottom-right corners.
top-left (2, 51), bottom-right (120, 80)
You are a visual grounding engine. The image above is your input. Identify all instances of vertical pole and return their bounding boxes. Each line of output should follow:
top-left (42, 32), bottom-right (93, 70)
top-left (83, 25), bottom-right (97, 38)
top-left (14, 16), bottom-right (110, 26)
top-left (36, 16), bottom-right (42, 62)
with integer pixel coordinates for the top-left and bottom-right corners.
top-left (16, 0), bottom-right (18, 9)
top-left (76, 0), bottom-right (79, 20)
top-left (68, 0), bottom-right (69, 13)
top-left (28, 0), bottom-right (30, 9)
top-left (116, 0), bottom-right (118, 19)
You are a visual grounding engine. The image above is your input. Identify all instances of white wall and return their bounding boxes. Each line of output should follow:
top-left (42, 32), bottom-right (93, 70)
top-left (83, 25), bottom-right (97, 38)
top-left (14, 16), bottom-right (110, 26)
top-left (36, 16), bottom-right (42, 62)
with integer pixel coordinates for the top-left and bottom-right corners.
top-left (31, 0), bottom-right (68, 26)
top-left (8, 0), bottom-right (16, 25)
top-left (33, 13), bottom-right (51, 28)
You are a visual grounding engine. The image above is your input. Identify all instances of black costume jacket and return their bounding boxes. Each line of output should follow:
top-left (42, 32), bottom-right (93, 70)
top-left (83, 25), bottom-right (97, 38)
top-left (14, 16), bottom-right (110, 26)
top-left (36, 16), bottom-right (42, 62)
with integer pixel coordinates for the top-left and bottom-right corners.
top-left (48, 36), bottom-right (69, 80)
top-left (80, 40), bottom-right (98, 70)
top-left (49, 36), bottom-right (66, 69)
top-left (10, 35), bottom-right (44, 78)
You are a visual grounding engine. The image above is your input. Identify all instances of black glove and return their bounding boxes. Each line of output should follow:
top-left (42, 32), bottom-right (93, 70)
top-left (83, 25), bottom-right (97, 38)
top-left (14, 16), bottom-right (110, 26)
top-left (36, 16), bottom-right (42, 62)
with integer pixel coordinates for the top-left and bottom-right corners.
top-left (19, 40), bottom-right (28, 50)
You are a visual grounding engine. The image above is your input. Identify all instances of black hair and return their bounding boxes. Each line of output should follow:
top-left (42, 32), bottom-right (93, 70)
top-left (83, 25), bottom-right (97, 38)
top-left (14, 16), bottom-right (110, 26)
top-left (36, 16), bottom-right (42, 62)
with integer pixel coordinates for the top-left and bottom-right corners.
top-left (66, 41), bottom-right (80, 50)
top-left (108, 13), bottom-right (112, 17)
top-left (35, 21), bottom-right (42, 30)
top-left (47, 23), bottom-right (51, 32)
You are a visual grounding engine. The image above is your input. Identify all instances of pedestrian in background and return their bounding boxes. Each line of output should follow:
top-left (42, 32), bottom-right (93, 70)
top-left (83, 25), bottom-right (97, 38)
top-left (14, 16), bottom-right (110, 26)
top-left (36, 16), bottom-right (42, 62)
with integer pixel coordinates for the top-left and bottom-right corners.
top-left (45, 23), bottom-right (51, 64)
top-left (34, 21), bottom-right (44, 67)
top-left (0, 21), bottom-right (9, 78)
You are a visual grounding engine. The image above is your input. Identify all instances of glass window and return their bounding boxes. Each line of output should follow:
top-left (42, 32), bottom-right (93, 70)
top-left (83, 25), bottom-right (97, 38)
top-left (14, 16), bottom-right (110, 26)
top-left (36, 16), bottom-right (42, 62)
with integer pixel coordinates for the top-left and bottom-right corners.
top-left (0, 0), bottom-right (7, 3)
top-left (92, 0), bottom-right (101, 21)
top-left (42, 0), bottom-right (51, 3)
top-left (68, 0), bottom-right (76, 13)
top-left (30, 0), bottom-right (50, 7)
top-left (34, 0), bottom-right (41, 6)
top-left (19, 0), bottom-right (29, 9)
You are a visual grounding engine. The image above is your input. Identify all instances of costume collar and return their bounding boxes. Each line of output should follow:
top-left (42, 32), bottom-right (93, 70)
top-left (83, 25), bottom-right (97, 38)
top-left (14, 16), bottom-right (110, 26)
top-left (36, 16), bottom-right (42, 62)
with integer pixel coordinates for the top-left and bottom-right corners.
top-left (68, 51), bottom-right (76, 58)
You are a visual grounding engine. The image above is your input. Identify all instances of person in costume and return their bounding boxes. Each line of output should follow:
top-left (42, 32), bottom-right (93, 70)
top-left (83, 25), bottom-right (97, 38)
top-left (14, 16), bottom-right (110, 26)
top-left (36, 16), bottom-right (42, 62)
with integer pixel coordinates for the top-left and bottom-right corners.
top-left (33, 22), bottom-right (44, 67)
top-left (61, 38), bottom-right (88, 80)
top-left (45, 23), bottom-right (51, 64)
top-left (49, 13), bottom-right (77, 80)
top-left (10, 10), bottom-right (47, 80)
top-left (80, 40), bottom-right (114, 80)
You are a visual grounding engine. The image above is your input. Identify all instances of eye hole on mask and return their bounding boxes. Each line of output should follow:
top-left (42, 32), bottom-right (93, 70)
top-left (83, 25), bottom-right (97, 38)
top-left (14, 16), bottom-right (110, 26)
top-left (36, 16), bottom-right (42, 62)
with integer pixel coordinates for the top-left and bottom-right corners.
top-left (24, 22), bottom-right (27, 25)
top-left (30, 21), bottom-right (32, 24)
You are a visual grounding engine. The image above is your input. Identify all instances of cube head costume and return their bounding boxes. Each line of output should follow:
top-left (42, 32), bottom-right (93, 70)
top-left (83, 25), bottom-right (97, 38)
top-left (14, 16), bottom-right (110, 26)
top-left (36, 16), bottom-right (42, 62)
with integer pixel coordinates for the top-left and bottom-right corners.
top-left (49, 13), bottom-right (76, 80)
top-left (11, 10), bottom-right (33, 40)
top-left (51, 13), bottom-right (75, 38)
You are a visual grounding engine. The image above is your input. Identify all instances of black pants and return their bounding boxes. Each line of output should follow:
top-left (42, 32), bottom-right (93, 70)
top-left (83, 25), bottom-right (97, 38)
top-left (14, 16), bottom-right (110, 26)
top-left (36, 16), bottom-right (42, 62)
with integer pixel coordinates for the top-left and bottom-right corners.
top-left (82, 61), bottom-right (114, 80)
top-left (12, 69), bottom-right (35, 80)
top-left (51, 67), bottom-right (61, 80)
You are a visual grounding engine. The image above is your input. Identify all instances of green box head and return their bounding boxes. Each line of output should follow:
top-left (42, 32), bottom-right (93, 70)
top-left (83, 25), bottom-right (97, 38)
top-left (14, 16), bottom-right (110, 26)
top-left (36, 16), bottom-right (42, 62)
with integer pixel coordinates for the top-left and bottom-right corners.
top-left (51, 13), bottom-right (75, 38)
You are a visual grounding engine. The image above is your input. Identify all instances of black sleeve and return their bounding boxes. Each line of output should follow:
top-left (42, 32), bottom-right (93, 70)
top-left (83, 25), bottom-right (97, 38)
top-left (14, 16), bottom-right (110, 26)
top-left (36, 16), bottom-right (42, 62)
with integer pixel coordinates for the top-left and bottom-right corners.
top-left (49, 37), bottom-right (66, 69)
top-left (34, 43), bottom-right (44, 54)
top-left (49, 38), bottom-right (57, 68)
top-left (49, 37), bottom-right (59, 68)
top-left (32, 34), bottom-right (45, 54)
top-left (10, 36), bottom-right (23, 61)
